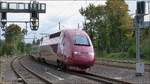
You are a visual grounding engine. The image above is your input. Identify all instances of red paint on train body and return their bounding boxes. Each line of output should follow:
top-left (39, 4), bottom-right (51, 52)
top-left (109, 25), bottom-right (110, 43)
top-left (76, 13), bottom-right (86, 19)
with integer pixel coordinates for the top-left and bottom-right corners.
top-left (56, 29), bottom-right (95, 70)
top-left (31, 29), bottom-right (95, 71)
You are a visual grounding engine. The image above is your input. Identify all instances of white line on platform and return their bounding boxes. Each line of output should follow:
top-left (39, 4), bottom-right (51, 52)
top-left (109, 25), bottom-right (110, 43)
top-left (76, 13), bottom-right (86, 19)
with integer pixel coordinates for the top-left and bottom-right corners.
top-left (46, 72), bottom-right (64, 80)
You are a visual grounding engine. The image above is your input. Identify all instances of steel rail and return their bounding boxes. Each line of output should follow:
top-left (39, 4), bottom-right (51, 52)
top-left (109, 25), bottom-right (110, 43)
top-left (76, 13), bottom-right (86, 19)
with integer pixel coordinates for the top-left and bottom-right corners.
top-left (85, 72), bottom-right (133, 84)
top-left (11, 56), bottom-right (52, 84)
top-left (27, 55), bottom-right (134, 84)
top-left (11, 57), bottom-right (28, 84)
top-left (19, 58), bottom-right (53, 84)
top-left (68, 70), bottom-right (133, 84)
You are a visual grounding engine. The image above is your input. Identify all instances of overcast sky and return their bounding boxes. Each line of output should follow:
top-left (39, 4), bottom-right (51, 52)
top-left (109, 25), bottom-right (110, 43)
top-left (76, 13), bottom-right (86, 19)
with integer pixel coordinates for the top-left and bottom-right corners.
top-left (0, 0), bottom-right (150, 43)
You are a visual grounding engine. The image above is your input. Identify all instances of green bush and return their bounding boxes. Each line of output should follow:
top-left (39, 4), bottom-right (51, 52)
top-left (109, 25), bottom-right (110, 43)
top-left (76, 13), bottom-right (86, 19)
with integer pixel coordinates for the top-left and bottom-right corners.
top-left (95, 48), bottom-right (105, 57)
top-left (105, 52), bottom-right (128, 60)
top-left (141, 38), bottom-right (150, 59)
top-left (128, 44), bottom-right (136, 58)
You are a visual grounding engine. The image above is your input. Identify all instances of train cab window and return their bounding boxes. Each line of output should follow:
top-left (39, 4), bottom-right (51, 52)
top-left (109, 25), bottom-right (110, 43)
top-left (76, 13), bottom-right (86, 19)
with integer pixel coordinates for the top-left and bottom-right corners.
top-left (74, 35), bottom-right (90, 46)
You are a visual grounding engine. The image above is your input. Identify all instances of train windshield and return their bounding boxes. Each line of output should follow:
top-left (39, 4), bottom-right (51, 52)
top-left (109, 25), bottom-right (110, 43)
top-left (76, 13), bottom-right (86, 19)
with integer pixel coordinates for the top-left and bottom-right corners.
top-left (74, 35), bottom-right (90, 46)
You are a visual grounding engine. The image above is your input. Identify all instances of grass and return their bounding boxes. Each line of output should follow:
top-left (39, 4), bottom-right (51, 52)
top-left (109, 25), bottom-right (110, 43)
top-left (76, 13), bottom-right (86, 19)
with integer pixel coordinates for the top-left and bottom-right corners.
top-left (95, 50), bottom-right (150, 64)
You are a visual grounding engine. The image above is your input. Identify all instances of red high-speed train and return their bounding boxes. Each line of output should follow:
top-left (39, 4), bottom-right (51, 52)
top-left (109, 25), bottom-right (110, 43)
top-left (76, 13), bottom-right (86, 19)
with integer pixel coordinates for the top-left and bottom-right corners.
top-left (31, 29), bottom-right (95, 71)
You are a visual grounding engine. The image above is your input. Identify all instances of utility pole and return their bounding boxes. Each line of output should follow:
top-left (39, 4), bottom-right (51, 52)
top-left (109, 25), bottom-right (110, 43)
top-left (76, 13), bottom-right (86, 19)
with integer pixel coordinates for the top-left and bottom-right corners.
top-left (25, 21), bottom-right (28, 35)
top-left (58, 22), bottom-right (60, 30)
top-left (0, 10), bottom-right (1, 80)
top-left (0, 24), bottom-right (2, 50)
top-left (0, 12), bottom-right (1, 37)
top-left (78, 23), bottom-right (80, 29)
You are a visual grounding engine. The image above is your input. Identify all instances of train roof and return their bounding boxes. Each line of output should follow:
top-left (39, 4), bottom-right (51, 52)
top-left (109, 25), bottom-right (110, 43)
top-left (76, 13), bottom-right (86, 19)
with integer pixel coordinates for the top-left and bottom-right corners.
top-left (42, 29), bottom-right (87, 40)
top-left (63, 29), bottom-right (88, 36)
top-left (40, 29), bottom-right (89, 46)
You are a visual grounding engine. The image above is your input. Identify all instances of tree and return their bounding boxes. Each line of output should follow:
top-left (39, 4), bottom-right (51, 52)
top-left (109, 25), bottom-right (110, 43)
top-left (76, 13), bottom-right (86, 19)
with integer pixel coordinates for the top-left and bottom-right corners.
top-left (25, 43), bottom-right (32, 54)
top-left (0, 40), bottom-right (4, 56)
top-left (141, 28), bottom-right (150, 59)
top-left (105, 0), bottom-right (133, 52)
top-left (80, 4), bottom-right (108, 49)
top-left (22, 29), bottom-right (28, 35)
top-left (79, 0), bottom-right (133, 53)
top-left (4, 24), bottom-right (24, 55)
top-left (32, 39), bottom-right (36, 45)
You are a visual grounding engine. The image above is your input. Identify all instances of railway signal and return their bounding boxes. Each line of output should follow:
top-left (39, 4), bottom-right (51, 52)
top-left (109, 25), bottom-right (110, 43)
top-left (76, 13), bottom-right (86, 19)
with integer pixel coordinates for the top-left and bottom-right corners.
top-left (135, 1), bottom-right (147, 76)
top-left (1, 12), bottom-right (7, 28)
top-left (0, 0), bottom-right (46, 31)
top-left (137, 1), bottom-right (145, 14)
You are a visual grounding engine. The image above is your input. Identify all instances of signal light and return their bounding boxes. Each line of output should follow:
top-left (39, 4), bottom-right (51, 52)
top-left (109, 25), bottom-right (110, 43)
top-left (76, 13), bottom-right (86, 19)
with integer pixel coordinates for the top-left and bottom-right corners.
top-left (31, 12), bottom-right (39, 19)
top-left (31, 26), bottom-right (38, 31)
top-left (1, 12), bottom-right (7, 27)
top-left (30, 19), bottom-right (39, 31)
top-left (2, 12), bottom-right (7, 19)
top-left (30, 11), bottom-right (39, 31)
top-left (1, 19), bottom-right (6, 27)
top-left (32, 20), bottom-right (36, 26)
top-left (137, 1), bottom-right (145, 14)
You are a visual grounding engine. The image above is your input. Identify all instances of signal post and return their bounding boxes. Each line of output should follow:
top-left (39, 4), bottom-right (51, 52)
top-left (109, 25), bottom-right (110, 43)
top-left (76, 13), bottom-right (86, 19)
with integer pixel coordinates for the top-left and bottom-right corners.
top-left (0, 0), bottom-right (46, 31)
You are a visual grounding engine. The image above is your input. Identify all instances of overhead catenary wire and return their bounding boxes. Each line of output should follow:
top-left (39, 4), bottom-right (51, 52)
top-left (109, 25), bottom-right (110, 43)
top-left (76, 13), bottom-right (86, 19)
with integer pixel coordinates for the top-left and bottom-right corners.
top-left (34, 0), bottom-right (137, 39)
top-left (2, 0), bottom-right (150, 43)
top-left (40, 1), bottom-right (81, 33)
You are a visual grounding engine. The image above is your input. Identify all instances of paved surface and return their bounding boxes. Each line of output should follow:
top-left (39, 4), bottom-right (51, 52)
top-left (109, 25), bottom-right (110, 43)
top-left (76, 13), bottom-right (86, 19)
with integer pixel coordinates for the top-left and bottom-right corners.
top-left (90, 64), bottom-right (150, 84)
top-left (0, 56), bottom-right (19, 84)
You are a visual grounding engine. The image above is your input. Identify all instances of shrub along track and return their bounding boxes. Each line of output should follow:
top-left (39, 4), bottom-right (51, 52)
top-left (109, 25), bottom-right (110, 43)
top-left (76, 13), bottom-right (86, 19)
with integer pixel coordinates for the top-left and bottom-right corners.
top-left (96, 59), bottom-right (150, 72)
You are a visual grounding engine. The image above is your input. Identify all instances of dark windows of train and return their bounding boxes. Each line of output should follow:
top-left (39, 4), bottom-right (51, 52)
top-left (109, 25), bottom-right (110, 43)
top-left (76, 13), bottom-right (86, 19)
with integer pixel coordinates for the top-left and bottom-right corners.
top-left (49, 32), bottom-right (61, 38)
top-left (74, 35), bottom-right (90, 46)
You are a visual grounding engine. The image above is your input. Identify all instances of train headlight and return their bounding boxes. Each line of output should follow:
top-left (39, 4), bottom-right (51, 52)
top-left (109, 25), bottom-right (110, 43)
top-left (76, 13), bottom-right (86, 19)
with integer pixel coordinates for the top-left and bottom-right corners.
top-left (73, 51), bottom-right (80, 55)
top-left (88, 52), bottom-right (94, 56)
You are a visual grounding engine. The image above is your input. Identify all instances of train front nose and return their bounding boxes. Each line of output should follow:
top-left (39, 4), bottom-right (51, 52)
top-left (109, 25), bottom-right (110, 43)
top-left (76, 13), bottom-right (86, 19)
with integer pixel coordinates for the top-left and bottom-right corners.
top-left (69, 51), bottom-right (95, 68)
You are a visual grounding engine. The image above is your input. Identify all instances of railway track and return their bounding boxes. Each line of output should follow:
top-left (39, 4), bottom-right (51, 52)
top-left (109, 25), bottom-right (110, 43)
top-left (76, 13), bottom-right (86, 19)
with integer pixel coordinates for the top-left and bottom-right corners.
top-left (31, 58), bottom-right (133, 84)
top-left (27, 56), bottom-right (134, 84)
top-left (11, 57), bottom-right (52, 84)
top-left (11, 56), bottom-right (136, 84)
top-left (68, 70), bottom-right (133, 84)
top-left (29, 56), bottom-right (134, 84)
